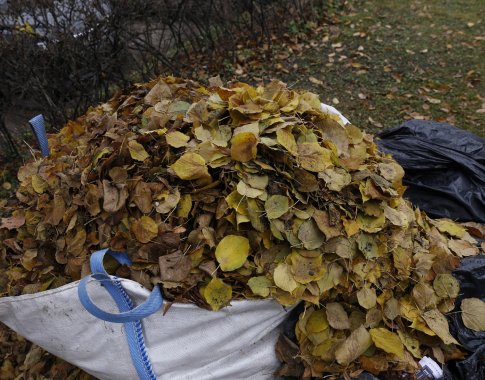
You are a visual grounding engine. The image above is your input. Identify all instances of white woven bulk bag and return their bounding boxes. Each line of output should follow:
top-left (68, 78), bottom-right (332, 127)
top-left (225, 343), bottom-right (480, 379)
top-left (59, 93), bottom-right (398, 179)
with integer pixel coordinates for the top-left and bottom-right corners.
top-left (0, 249), bottom-right (292, 380)
top-left (0, 103), bottom-right (350, 380)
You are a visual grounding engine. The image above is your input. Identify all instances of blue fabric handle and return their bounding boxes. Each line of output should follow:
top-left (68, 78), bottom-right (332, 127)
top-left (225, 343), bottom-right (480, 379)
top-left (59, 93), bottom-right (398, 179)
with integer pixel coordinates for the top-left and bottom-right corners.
top-left (78, 248), bottom-right (161, 380)
top-left (78, 249), bottom-right (163, 323)
top-left (28, 114), bottom-right (49, 157)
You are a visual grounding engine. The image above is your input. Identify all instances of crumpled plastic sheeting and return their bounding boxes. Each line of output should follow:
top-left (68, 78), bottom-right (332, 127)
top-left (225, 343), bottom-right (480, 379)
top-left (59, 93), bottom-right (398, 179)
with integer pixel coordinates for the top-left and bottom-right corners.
top-left (377, 120), bottom-right (485, 223)
top-left (444, 256), bottom-right (485, 380)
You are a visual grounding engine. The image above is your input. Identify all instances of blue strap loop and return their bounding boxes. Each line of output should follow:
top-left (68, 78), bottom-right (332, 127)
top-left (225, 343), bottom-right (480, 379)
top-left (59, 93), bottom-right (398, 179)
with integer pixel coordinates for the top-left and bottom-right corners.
top-left (78, 249), bottom-right (163, 323)
top-left (78, 248), bottom-right (161, 380)
top-left (28, 114), bottom-right (49, 157)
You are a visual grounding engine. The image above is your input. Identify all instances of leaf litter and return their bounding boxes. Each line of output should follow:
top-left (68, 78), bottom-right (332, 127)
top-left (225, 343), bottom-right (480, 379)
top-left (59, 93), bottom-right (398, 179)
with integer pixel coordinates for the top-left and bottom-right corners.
top-left (0, 76), bottom-right (483, 378)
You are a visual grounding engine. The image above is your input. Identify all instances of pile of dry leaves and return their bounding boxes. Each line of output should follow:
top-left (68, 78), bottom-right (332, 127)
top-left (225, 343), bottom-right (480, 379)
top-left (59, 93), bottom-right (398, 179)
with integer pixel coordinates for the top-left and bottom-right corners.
top-left (1, 76), bottom-right (484, 378)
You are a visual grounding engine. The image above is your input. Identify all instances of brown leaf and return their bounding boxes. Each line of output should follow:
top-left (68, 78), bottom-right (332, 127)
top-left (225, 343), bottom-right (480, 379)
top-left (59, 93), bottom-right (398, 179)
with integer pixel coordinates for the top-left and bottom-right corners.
top-left (133, 181), bottom-right (152, 214)
top-left (0, 212), bottom-right (25, 230)
top-left (67, 229), bottom-right (87, 256)
top-left (326, 302), bottom-right (350, 330)
top-left (231, 132), bottom-right (258, 162)
top-left (85, 183), bottom-right (101, 216)
top-left (313, 209), bottom-right (342, 240)
top-left (47, 192), bottom-right (65, 226)
top-left (159, 252), bottom-right (192, 282)
top-left (102, 180), bottom-right (129, 213)
top-left (131, 216), bottom-right (158, 243)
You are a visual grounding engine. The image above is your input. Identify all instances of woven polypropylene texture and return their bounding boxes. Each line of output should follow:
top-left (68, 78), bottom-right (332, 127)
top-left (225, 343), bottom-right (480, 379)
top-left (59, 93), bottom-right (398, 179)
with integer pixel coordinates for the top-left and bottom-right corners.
top-left (0, 279), bottom-right (290, 379)
top-left (28, 114), bottom-right (50, 157)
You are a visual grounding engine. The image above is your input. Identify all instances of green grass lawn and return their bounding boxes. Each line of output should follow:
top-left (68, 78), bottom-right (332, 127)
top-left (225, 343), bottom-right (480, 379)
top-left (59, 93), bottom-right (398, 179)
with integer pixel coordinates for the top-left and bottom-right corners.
top-left (237, 0), bottom-right (485, 136)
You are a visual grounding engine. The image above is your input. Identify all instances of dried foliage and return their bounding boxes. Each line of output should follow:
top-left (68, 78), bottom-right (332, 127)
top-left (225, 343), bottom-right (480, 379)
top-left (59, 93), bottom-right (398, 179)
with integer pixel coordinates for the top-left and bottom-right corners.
top-left (0, 77), bottom-right (483, 378)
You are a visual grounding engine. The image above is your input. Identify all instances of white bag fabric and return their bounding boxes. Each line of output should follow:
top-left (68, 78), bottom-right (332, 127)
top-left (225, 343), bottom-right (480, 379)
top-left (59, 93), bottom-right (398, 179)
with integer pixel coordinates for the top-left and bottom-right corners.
top-left (320, 103), bottom-right (350, 126)
top-left (0, 278), bottom-right (291, 380)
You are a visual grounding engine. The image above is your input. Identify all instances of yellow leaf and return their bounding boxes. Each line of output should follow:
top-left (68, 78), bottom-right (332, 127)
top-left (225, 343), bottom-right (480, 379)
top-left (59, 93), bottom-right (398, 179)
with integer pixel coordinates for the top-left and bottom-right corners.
top-left (378, 161), bottom-right (404, 183)
top-left (370, 328), bottom-right (404, 358)
top-left (248, 276), bottom-right (272, 297)
top-left (141, 128), bottom-right (167, 136)
top-left (357, 212), bottom-right (386, 233)
top-left (356, 233), bottom-right (380, 259)
top-left (312, 338), bottom-right (338, 361)
top-left (265, 195), bottom-right (289, 219)
top-left (306, 309), bottom-right (329, 333)
top-left (433, 219), bottom-right (466, 238)
top-left (32, 175), bottom-right (48, 193)
top-left (131, 216), bottom-right (158, 243)
top-left (297, 142), bottom-right (332, 172)
top-left (245, 174), bottom-right (268, 190)
top-left (448, 239), bottom-right (479, 257)
top-left (225, 190), bottom-right (248, 215)
top-left (289, 250), bottom-right (326, 284)
top-left (384, 205), bottom-right (409, 227)
top-left (384, 298), bottom-right (400, 320)
top-left (397, 331), bottom-right (421, 358)
top-left (343, 218), bottom-right (360, 237)
top-left (48, 192), bottom-right (65, 226)
top-left (280, 91), bottom-right (300, 112)
top-left (317, 262), bottom-right (343, 293)
top-left (412, 282), bottom-right (438, 310)
top-left (67, 228), bottom-right (87, 255)
top-left (230, 132), bottom-right (258, 162)
top-left (433, 274), bottom-right (460, 299)
top-left (298, 220), bottom-right (325, 250)
top-left (335, 325), bottom-right (372, 365)
top-left (461, 298), bottom-right (485, 331)
top-left (168, 100), bottom-right (190, 116)
top-left (357, 287), bottom-right (377, 310)
top-left (171, 152), bottom-right (210, 180)
top-left (236, 180), bottom-right (264, 198)
top-left (274, 262), bottom-right (298, 292)
top-left (422, 309), bottom-right (459, 345)
top-left (247, 198), bottom-right (265, 232)
top-left (176, 194), bottom-right (192, 218)
top-left (276, 128), bottom-right (298, 155)
top-left (215, 235), bottom-right (249, 271)
top-left (166, 131), bottom-right (190, 148)
top-left (128, 140), bottom-right (150, 161)
top-left (154, 189), bottom-right (180, 214)
top-left (411, 317), bottom-right (436, 336)
top-left (202, 278), bottom-right (232, 311)
top-left (92, 147), bottom-right (112, 166)
top-left (400, 297), bottom-right (420, 322)
top-left (319, 168), bottom-right (351, 192)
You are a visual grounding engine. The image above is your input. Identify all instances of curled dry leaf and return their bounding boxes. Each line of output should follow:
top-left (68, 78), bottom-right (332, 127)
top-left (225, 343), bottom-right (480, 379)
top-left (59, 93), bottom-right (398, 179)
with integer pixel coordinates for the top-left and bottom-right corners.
top-left (335, 325), bottom-right (372, 365)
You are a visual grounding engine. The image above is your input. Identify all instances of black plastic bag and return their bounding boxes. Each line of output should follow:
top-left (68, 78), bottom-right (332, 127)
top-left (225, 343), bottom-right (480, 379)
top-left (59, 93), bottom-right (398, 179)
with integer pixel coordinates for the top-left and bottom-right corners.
top-left (376, 120), bottom-right (485, 223)
top-left (444, 256), bottom-right (485, 380)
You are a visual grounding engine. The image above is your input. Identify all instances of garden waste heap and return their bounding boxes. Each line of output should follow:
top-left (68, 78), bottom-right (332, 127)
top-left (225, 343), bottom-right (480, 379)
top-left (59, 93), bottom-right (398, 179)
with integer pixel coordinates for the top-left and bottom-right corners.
top-left (1, 76), bottom-right (484, 378)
